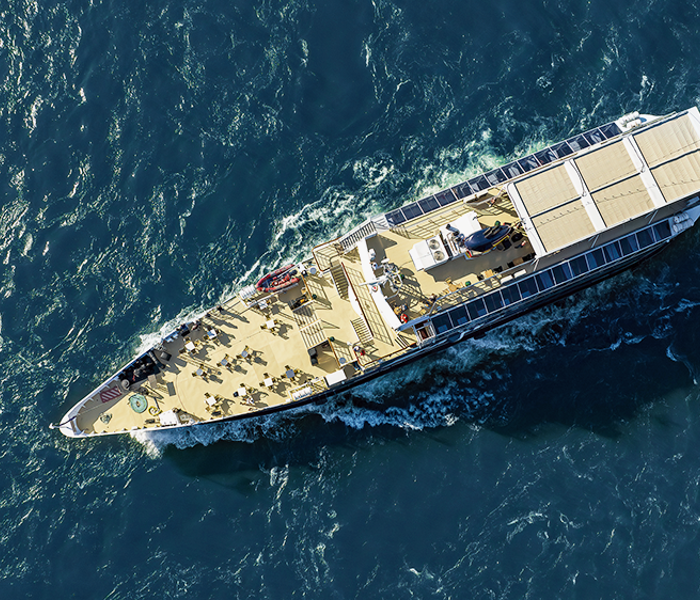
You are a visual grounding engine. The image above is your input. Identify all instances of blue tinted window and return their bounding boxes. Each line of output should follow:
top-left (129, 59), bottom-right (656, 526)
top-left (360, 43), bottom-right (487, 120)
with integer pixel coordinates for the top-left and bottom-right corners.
top-left (385, 210), bottom-right (406, 225)
top-left (485, 169), bottom-right (507, 185)
top-left (536, 271), bottom-right (555, 291)
top-left (600, 122), bottom-right (622, 138)
top-left (437, 189), bottom-right (459, 205)
top-left (418, 196), bottom-right (439, 213)
top-left (636, 228), bottom-right (654, 248)
top-left (402, 204), bottom-right (423, 221)
top-left (518, 156), bottom-right (540, 172)
top-left (484, 293), bottom-right (504, 313)
top-left (587, 249), bottom-right (605, 269)
top-left (568, 134), bottom-right (590, 151)
top-left (603, 242), bottom-right (621, 262)
top-left (534, 148), bottom-right (556, 165)
top-left (569, 256), bottom-right (588, 276)
top-left (448, 306), bottom-right (469, 326)
top-left (502, 162), bottom-right (523, 178)
top-left (432, 313), bottom-right (453, 334)
top-left (584, 129), bottom-right (606, 144)
top-left (552, 264), bottom-right (572, 284)
top-left (551, 142), bottom-right (573, 158)
top-left (519, 278), bottom-right (538, 299)
top-left (468, 175), bottom-right (489, 192)
top-left (653, 221), bottom-right (671, 240)
top-left (501, 285), bottom-right (521, 306)
top-left (467, 299), bottom-right (487, 319)
top-left (620, 235), bottom-right (639, 255)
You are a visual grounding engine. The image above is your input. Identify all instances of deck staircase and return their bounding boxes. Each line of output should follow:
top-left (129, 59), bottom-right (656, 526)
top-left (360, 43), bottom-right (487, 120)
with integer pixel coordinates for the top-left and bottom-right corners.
top-left (351, 318), bottom-right (373, 345)
top-left (329, 263), bottom-right (349, 299)
top-left (338, 220), bottom-right (378, 252)
top-left (396, 334), bottom-right (411, 349)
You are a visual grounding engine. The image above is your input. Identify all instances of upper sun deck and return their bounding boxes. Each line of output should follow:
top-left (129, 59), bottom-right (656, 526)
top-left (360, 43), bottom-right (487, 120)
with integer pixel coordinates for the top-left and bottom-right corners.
top-left (509, 108), bottom-right (700, 256)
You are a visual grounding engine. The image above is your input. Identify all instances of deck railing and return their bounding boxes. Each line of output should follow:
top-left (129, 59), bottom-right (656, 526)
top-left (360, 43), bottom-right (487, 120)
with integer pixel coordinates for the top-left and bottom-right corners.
top-left (287, 377), bottom-right (328, 401)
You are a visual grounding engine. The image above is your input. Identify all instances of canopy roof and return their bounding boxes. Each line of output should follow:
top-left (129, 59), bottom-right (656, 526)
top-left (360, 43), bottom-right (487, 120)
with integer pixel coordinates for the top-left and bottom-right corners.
top-left (508, 108), bottom-right (700, 255)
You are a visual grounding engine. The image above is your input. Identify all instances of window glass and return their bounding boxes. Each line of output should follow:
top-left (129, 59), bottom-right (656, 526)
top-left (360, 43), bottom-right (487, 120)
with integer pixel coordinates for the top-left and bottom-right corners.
top-left (586, 249), bottom-right (605, 269)
top-left (569, 256), bottom-right (588, 276)
top-left (518, 278), bottom-right (538, 299)
top-left (535, 271), bottom-right (555, 291)
top-left (484, 293), bottom-right (504, 313)
top-left (552, 264), bottom-right (572, 284)
top-left (636, 228), bottom-right (654, 248)
top-left (467, 299), bottom-right (487, 319)
top-left (620, 235), bottom-right (639, 255)
top-left (653, 220), bottom-right (671, 240)
top-left (501, 285), bottom-right (521, 306)
top-left (431, 313), bottom-right (453, 334)
top-left (448, 306), bottom-right (469, 326)
top-left (603, 241), bottom-right (621, 262)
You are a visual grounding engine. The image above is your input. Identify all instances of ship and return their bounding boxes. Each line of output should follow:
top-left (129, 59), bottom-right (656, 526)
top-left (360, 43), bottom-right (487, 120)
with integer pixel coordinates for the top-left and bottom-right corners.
top-left (54, 107), bottom-right (700, 438)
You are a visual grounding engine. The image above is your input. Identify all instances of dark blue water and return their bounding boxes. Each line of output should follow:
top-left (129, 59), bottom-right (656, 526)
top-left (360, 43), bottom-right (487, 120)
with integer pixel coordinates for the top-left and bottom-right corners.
top-left (4, 0), bottom-right (700, 597)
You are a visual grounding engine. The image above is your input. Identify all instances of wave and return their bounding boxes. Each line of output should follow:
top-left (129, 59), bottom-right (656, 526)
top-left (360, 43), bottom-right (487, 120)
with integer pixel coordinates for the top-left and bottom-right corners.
top-left (133, 259), bottom-right (687, 453)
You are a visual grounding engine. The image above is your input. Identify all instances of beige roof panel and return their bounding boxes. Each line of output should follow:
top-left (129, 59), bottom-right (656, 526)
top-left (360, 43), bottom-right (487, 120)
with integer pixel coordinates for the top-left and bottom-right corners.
top-left (532, 199), bottom-right (596, 253)
top-left (634, 113), bottom-right (700, 167)
top-left (651, 151), bottom-right (700, 203)
top-left (514, 164), bottom-right (578, 216)
top-left (508, 108), bottom-right (700, 257)
top-left (575, 141), bottom-right (636, 192)
top-left (592, 174), bottom-right (655, 226)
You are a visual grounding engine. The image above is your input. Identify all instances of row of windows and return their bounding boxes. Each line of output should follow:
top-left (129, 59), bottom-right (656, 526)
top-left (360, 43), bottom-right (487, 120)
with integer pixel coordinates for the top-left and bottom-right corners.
top-left (385, 124), bottom-right (622, 226)
top-left (429, 220), bottom-right (672, 335)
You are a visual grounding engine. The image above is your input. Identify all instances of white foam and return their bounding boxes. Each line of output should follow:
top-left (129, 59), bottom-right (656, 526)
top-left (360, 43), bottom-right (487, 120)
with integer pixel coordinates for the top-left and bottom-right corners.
top-left (131, 271), bottom-right (648, 452)
top-left (129, 119), bottom-right (683, 451)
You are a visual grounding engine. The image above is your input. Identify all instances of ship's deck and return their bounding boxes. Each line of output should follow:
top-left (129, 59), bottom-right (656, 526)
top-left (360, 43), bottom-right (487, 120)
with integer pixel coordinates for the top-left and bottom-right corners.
top-left (67, 109), bottom-right (700, 437)
top-left (72, 191), bottom-right (532, 436)
top-left (359, 194), bottom-right (533, 323)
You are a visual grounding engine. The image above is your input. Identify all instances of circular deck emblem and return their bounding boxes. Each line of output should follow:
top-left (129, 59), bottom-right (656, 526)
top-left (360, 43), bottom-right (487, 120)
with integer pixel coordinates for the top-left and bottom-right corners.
top-left (129, 394), bottom-right (148, 414)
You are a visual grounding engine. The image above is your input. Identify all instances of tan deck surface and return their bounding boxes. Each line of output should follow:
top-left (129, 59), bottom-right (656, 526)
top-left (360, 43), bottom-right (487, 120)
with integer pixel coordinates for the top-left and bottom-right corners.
top-left (68, 108), bottom-right (700, 437)
top-left (74, 192), bottom-right (533, 436)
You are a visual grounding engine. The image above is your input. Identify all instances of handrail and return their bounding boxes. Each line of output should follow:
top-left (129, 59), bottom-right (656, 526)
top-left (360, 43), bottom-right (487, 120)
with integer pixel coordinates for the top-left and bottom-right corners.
top-left (340, 262), bottom-right (375, 339)
top-left (430, 260), bottom-right (533, 314)
top-left (361, 344), bottom-right (415, 371)
top-left (287, 377), bottom-right (328, 401)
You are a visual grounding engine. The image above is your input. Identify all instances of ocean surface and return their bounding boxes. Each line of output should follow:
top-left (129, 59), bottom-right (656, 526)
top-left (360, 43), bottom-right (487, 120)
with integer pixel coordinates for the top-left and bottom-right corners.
top-left (3, 0), bottom-right (700, 597)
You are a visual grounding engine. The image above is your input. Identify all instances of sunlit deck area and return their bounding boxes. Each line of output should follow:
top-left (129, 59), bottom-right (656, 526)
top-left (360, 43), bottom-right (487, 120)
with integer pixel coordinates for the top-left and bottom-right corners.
top-left (64, 108), bottom-right (700, 438)
top-left (77, 261), bottom-right (418, 435)
top-left (72, 187), bottom-right (536, 436)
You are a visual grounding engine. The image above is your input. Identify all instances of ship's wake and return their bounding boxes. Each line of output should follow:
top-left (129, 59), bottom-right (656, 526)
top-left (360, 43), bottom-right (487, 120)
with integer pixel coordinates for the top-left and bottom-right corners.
top-left (132, 262), bottom-right (691, 455)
